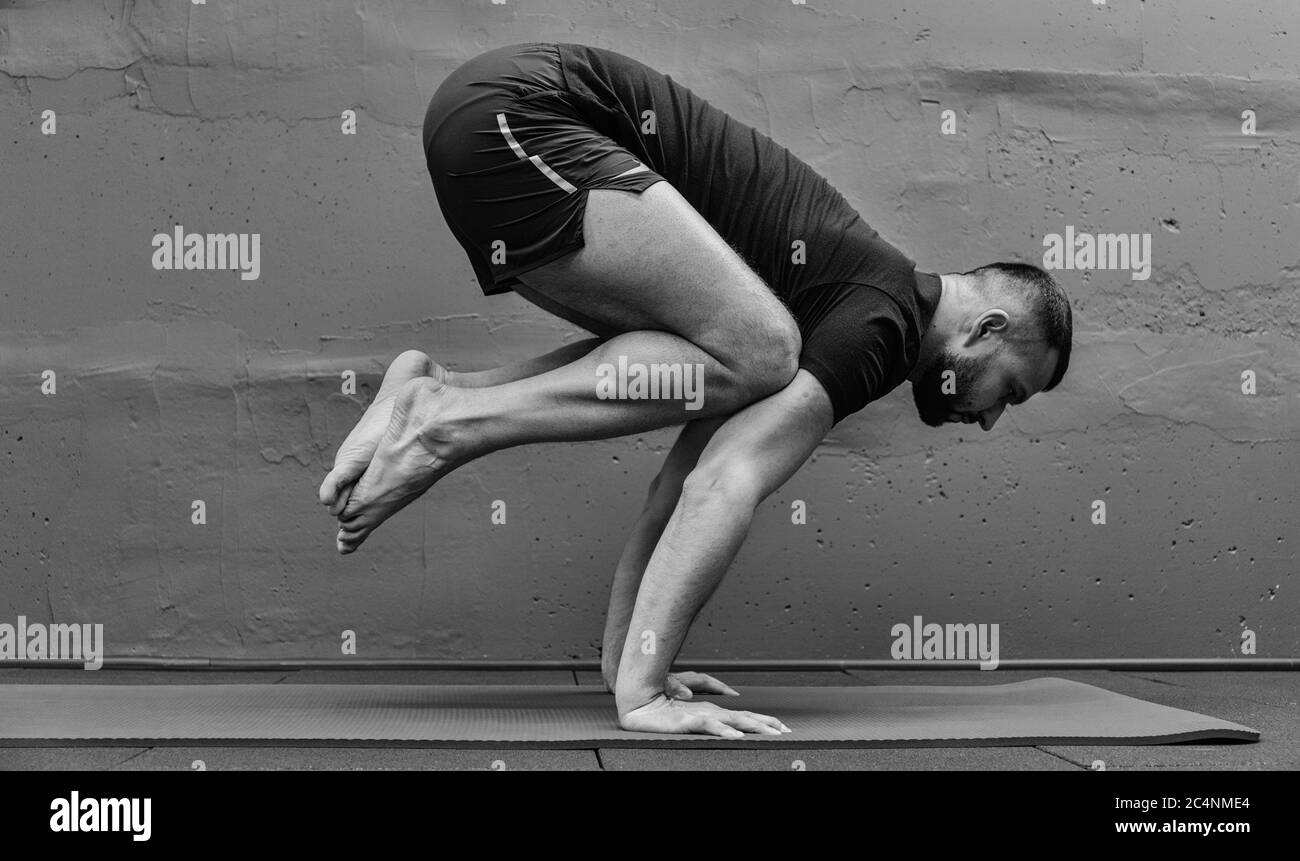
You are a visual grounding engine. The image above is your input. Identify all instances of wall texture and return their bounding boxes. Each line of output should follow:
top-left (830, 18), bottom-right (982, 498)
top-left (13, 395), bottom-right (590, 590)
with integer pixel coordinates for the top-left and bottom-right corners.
top-left (1, 0), bottom-right (1296, 661)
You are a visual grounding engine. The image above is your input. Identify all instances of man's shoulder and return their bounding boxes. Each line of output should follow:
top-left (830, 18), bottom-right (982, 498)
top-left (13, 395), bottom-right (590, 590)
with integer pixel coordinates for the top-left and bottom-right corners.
top-left (798, 206), bottom-right (920, 288)
top-left (798, 277), bottom-right (918, 331)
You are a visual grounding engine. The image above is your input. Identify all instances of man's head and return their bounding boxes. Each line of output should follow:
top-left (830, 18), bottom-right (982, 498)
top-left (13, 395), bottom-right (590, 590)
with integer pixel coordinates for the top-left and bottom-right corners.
top-left (909, 262), bottom-right (1071, 431)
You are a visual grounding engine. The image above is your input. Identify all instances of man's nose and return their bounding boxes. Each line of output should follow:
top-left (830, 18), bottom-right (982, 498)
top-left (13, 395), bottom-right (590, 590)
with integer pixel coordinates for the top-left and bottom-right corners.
top-left (978, 404), bottom-right (1005, 431)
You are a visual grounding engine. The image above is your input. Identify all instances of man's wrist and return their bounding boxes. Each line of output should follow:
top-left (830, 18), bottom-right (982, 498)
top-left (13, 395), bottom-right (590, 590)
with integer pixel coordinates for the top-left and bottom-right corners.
top-left (614, 682), bottom-right (663, 716)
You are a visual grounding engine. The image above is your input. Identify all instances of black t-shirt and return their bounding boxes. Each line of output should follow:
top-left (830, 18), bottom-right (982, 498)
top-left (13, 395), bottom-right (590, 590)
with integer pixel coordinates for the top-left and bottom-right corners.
top-left (556, 43), bottom-right (940, 424)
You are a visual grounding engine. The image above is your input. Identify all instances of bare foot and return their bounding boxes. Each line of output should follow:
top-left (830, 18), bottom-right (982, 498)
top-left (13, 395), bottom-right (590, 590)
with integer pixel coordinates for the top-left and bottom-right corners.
top-left (334, 376), bottom-right (468, 554)
top-left (318, 350), bottom-right (448, 517)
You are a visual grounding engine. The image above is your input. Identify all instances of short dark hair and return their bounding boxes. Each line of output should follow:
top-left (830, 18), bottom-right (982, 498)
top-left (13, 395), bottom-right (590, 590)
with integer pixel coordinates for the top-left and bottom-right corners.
top-left (961, 262), bottom-right (1072, 391)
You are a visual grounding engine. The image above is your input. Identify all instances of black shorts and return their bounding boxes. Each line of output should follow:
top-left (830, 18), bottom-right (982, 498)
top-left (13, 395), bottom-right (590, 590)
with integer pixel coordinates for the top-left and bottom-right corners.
top-left (422, 42), bottom-right (666, 296)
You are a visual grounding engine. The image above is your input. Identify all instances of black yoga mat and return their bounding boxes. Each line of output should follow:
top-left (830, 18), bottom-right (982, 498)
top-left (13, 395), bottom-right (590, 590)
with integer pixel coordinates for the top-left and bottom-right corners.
top-left (0, 678), bottom-right (1259, 747)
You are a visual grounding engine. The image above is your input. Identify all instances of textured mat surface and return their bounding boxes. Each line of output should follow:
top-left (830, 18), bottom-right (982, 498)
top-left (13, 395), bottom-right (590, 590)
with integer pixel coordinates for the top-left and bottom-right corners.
top-left (0, 678), bottom-right (1259, 748)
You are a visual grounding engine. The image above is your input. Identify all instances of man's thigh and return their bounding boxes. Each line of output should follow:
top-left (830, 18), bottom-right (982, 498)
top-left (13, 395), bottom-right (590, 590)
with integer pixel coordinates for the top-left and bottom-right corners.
top-left (514, 181), bottom-right (795, 356)
top-left (510, 280), bottom-right (621, 339)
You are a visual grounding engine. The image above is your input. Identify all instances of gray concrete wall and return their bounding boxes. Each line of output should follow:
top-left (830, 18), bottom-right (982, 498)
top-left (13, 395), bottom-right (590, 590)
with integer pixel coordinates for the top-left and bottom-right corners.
top-left (1, 0), bottom-right (1296, 661)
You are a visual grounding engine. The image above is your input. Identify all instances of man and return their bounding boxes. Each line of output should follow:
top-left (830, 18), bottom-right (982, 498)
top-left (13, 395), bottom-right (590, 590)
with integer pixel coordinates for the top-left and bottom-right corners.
top-left (317, 43), bottom-right (1072, 738)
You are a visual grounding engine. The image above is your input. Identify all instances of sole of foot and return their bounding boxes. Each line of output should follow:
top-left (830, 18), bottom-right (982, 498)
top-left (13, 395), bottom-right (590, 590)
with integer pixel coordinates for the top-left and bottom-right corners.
top-left (318, 349), bottom-right (447, 517)
top-left (334, 377), bottom-right (460, 554)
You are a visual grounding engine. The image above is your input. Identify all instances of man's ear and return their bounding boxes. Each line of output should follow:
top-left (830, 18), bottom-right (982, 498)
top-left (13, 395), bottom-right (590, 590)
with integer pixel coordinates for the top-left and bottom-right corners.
top-left (964, 309), bottom-right (1009, 346)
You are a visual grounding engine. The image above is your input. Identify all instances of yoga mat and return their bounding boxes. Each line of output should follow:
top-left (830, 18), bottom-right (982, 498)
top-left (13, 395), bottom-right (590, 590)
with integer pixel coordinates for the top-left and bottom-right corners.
top-left (0, 678), bottom-right (1258, 747)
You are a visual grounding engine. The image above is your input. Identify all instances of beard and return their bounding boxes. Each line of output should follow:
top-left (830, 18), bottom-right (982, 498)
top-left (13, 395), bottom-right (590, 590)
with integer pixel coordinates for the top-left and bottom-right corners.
top-left (910, 349), bottom-right (987, 427)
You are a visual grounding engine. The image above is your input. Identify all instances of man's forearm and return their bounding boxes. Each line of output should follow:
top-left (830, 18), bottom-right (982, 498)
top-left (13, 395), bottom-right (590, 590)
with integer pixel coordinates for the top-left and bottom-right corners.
top-left (601, 419), bottom-right (725, 690)
top-left (601, 476), bottom-right (679, 688)
top-left (613, 478), bottom-right (758, 713)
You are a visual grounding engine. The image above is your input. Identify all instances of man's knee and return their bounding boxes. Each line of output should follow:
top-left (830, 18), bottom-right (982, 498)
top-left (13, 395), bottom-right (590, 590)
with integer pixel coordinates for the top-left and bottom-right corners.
top-left (731, 311), bottom-right (801, 400)
top-left (680, 458), bottom-right (763, 510)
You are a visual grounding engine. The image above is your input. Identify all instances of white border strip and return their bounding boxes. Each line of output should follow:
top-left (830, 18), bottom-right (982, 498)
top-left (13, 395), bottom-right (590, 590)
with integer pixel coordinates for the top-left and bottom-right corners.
top-left (496, 112), bottom-right (578, 194)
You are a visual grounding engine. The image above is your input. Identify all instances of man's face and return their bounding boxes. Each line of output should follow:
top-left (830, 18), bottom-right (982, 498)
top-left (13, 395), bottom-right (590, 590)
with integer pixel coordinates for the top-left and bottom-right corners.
top-left (911, 340), bottom-right (1058, 431)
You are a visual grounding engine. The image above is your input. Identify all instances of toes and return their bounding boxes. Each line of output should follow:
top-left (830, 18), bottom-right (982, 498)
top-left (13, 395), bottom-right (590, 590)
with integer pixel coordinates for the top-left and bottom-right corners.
top-left (336, 523), bottom-right (370, 554)
top-left (320, 461), bottom-right (364, 509)
top-left (338, 463), bottom-right (385, 527)
top-left (337, 499), bottom-right (368, 529)
top-left (320, 416), bottom-right (393, 509)
top-left (327, 481), bottom-right (356, 517)
top-left (318, 473), bottom-right (340, 508)
top-left (319, 466), bottom-right (361, 510)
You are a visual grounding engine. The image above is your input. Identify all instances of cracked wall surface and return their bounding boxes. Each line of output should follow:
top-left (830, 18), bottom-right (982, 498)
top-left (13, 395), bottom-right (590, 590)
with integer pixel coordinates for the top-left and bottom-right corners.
top-left (1, 0), bottom-right (1296, 660)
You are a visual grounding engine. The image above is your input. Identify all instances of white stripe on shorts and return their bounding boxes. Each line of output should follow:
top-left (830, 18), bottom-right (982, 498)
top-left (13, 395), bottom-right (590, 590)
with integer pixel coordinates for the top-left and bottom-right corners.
top-left (496, 112), bottom-right (579, 194)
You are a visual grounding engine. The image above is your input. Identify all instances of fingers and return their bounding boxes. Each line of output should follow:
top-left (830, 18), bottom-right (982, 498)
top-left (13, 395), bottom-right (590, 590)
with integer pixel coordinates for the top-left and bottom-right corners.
top-left (699, 719), bottom-right (745, 740)
top-left (695, 713), bottom-right (780, 738)
top-left (692, 707), bottom-right (789, 738)
top-left (665, 676), bottom-right (693, 700)
top-left (719, 711), bottom-right (784, 736)
top-left (736, 710), bottom-right (791, 734)
top-left (675, 671), bottom-right (739, 696)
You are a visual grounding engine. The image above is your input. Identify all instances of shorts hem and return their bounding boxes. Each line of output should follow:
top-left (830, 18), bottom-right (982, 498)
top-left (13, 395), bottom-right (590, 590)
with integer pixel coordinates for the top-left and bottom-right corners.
top-left (473, 173), bottom-right (666, 296)
top-left (477, 240), bottom-right (587, 296)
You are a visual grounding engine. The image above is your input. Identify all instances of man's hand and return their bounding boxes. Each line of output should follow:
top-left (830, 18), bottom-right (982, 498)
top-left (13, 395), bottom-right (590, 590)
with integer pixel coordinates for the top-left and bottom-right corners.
top-left (612, 370), bottom-right (833, 737)
top-left (619, 693), bottom-right (790, 739)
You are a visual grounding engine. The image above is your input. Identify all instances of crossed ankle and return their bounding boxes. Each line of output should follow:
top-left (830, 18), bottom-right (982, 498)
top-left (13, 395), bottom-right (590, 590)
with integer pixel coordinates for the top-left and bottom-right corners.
top-left (412, 383), bottom-right (487, 464)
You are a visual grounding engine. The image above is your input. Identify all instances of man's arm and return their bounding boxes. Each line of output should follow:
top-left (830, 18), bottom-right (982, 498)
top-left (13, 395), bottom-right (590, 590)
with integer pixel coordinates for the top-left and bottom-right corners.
top-left (614, 369), bottom-right (834, 737)
top-left (601, 418), bottom-right (725, 692)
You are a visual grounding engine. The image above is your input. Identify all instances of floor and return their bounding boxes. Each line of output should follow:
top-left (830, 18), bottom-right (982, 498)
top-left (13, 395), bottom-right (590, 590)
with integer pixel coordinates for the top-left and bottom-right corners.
top-left (1, 668), bottom-right (1295, 770)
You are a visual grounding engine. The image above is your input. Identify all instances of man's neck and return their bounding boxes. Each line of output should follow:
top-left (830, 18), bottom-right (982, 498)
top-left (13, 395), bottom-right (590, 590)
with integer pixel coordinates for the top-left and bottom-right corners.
top-left (920, 271), bottom-right (945, 319)
top-left (907, 272), bottom-right (950, 383)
